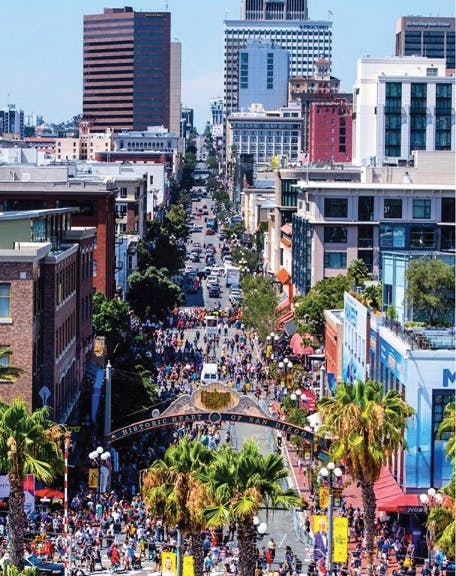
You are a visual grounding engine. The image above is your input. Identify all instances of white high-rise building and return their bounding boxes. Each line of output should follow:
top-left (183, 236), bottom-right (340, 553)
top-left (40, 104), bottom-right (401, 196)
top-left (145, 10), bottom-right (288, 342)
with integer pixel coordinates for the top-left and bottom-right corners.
top-left (224, 19), bottom-right (332, 115)
top-left (352, 56), bottom-right (455, 166)
top-left (239, 41), bottom-right (289, 111)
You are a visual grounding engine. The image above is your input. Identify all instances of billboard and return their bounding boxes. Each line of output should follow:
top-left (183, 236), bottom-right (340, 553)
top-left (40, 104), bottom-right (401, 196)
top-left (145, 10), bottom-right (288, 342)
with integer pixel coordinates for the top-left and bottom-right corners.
top-left (342, 293), bottom-right (368, 383)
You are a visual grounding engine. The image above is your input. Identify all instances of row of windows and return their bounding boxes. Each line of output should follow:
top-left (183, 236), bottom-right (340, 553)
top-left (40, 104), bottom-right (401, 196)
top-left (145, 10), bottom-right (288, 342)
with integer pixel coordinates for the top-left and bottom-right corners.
top-left (56, 260), bottom-right (77, 306)
top-left (323, 197), bottom-right (455, 221)
top-left (56, 312), bottom-right (76, 358)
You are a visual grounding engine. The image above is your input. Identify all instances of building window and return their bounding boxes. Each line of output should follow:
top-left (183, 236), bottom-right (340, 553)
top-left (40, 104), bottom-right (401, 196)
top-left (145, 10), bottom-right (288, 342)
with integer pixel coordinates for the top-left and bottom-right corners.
top-left (119, 187), bottom-right (128, 198)
top-left (384, 199), bottom-right (402, 219)
top-left (324, 252), bottom-right (347, 268)
top-left (0, 284), bottom-right (11, 318)
top-left (0, 348), bottom-right (9, 368)
top-left (410, 83), bottom-right (427, 153)
top-left (384, 82), bottom-right (402, 157)
top-left (92, 259), bottom-right (97, 278)
top-left (324, 226), bottom-right (347, 243)
top-left (441, 197), bottom-right (455, 223)
top-left (410, 225), bottom-right (436, 249)
top-left (324, 198), bottom-right (348, 218)
top-left (413, 199), bottom-right (431, 219)
top-left (358, 196), bottom-right (374, 221)
top-left (380, 225), bottom-right (405, 249)
top-left (435, 83), bottom-right (452, 150)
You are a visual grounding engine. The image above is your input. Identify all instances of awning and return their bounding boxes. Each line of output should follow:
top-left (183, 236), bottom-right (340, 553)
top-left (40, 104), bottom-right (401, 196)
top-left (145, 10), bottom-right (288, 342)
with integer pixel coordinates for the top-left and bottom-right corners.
top-left (290, 332), bottom-right (314, 356)
top-left (281, 237), bottom-right (292, 248)
top-left (276, 267), bottom-right (291, 285)
top-left (374, 467), bottom-right (403, 507)
top-left (277, 296), bottom-right (290, 312)
top-left (281, 223), bottom-right (292, 235)
top-left (377, 494), bottom-right (425, 513)
top-left (278, 310), bottom-right (294, 327)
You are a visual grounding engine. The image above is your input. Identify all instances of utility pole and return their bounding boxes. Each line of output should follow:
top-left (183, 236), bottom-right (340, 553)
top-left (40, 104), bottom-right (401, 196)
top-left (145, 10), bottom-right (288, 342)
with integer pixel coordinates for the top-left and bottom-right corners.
top-left (104, 360), bottom-right (112, 438)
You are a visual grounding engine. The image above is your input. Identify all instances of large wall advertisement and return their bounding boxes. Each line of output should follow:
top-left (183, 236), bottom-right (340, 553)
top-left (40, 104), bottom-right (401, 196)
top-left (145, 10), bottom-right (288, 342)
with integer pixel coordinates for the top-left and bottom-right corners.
top-left (405, 351), bottom-right (455, 489)
top-left (342, 293), bottom-right (368, 383)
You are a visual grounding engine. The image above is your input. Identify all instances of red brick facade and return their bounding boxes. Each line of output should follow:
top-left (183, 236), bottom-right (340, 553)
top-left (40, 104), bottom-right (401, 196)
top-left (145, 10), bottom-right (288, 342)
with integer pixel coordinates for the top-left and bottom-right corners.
top-left (309, 98), bottom-right (352, 164)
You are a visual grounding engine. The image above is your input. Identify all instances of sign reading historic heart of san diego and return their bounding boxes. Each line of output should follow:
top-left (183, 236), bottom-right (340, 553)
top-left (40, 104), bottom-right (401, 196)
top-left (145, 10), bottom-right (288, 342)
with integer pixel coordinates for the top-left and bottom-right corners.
top-left (107, 382), bottom-right (318, 447)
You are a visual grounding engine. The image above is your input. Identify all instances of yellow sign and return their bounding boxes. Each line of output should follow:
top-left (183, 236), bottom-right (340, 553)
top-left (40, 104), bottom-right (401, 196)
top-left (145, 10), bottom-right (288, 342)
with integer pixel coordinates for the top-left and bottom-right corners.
top-left (319, 487), bottom-right (329, 509)
top-left (193, 383), bottom-right (240, 411)
top-left (88, 468), bottom-right (98, 489)
top-left (333, 517), bottom-right (349, 563)
top-left (183, 555), bottom-right (194, 576)
top-left (312, 515), bottom-right (348, 564)
top-left (161, 552), bottom-right (177, 575)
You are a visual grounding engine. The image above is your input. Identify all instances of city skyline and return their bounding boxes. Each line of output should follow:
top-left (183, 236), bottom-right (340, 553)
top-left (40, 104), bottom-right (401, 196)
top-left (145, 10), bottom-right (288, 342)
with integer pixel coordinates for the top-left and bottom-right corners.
top-left (1, 0), bottom-right (453, 132)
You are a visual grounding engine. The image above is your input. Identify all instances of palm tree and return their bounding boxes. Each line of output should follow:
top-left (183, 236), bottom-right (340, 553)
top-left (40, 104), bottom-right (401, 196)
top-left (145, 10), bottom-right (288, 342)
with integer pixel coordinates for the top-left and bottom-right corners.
top-left (142, 438), bottom-right (214, 576)
top-left (317, 380), bottom-right (415, 576)
top-left (0, 346), bottom-right (24, 382)
top-left (0, 399), bottom-right (64, 566)
top-left (425, 402), bottom-right (455, 560)
top-left (200, 439), bottom-right (301, 576)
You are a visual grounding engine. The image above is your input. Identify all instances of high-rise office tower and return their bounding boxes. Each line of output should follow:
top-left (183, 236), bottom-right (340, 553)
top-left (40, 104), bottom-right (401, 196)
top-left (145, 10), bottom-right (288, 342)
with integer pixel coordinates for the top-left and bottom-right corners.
top-left (83, 7), bottom-right (171, 132)
top-left (238, 41), bottom-right (289, 110)
top-left (242, 0), bottom-right (308, 20)
top-left (395, 16), bottom-right (455, 70)
top-left (169, 41), bottom-right (182, 135)
top-left (224, 19), bottom-right (332, 114)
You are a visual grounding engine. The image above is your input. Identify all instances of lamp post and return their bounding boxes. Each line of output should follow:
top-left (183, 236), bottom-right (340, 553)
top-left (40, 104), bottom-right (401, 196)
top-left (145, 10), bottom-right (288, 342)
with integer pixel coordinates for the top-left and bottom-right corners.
top-left (319, 462), bottom-right (343, 576)
top-left (88, 446), bottom-right (111, 502)
top-left (253, 516), bottom-right (268, 541)
top-left (419, 488), bottom-right (443, 568)
top-left (63, 430), bottom-right (72, 576)
top-left (278, 357), bottom-right (293, 387)
top-left (295, 388), bottom-right (302, 409)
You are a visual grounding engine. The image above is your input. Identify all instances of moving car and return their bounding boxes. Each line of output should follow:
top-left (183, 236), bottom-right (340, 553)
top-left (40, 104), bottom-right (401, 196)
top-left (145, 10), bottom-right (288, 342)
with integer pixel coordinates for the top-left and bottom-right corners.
top-left (190, 225), bottom-right (203, 233)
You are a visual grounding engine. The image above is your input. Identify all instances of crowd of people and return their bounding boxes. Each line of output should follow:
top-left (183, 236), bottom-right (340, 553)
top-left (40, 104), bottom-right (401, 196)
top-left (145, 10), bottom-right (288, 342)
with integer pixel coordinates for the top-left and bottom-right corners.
top-left (0, 302), bottom-right (445, 576)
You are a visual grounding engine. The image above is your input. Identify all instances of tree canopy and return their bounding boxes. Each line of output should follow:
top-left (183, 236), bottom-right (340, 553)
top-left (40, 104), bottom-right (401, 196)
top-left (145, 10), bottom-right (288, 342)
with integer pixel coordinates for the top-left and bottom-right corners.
top-left (294, 274), bottom-right (350, 336)
top-left (240, 276), bottom-right (278, 340)
top-left (92, 292), bottom-right (130, 352)
top-left (406, 257), bottom-right (455, 325)
top-left (127, 265), bottom-right (184, 321)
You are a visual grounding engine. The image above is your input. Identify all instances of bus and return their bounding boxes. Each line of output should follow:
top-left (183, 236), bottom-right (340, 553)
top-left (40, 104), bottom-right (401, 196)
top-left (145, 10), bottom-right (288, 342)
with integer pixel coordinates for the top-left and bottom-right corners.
top-left (205, 315), bottom-right (218, 336)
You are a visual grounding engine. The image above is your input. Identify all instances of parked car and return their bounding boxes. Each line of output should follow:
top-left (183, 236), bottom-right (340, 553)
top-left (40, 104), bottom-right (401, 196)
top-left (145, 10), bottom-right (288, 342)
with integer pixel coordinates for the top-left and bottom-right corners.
top-left (205, 228), bottom-right (215, 235)
top-left (190, 225), bottom-right (203, 233)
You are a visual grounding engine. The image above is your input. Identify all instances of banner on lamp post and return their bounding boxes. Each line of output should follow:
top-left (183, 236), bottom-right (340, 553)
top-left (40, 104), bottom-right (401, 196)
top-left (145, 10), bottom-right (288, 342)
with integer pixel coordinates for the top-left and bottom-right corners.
top-left (333, 516), bottom-right (349, 564)
top-left (88, 468), bottom-right (98, 489)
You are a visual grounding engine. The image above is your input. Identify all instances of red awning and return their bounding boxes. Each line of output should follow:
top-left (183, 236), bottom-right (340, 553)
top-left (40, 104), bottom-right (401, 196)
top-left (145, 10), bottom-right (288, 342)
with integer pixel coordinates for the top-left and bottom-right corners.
top-left (35, 488), bottom-right (64, 499)
top-left (281, 223), bottom-right (292, 235)
top-left (377, 494), bottom-right (423, 513)
top-left (374, 467), bottom-right (403, 508)
top-left (281, 237), bottom-right (292, 248)
top-left (290, 332), bottom-right (314, 356)
top-left (277, 296), bottom-right (290, 312)
top-left (278, 310), bottom-right (294, 327)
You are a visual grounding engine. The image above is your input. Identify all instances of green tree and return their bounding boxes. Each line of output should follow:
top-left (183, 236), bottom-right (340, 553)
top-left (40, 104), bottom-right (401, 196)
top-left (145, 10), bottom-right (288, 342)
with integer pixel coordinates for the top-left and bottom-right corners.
top-left (240, 276), bottom-right (278, 340)
top-left (127, 266), bottom-right (184, 321)
top-left (92, 292), bottom-right (130, 353)
top-left (294, 275), bottom-right (350, 337)
top-left (162, 205), bottom-right (189, 241)
top-left (0, 400), bottom-right (64, 566)
top-left (347, 258), bottom-right (370, 287)
top-left (317, 381), bottom-right (415, 576)
top-left (201, 440), bottom-right (300, 576)
top-left (143, 438), bottom-right (214, 576)
top-left (406, 258), bottom-right (455, 325)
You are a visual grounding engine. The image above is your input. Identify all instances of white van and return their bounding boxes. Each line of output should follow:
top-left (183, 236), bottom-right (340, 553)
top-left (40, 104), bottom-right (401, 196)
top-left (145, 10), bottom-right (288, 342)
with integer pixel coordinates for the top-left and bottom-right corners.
top-left (200, 363), bottom-right (219, 385)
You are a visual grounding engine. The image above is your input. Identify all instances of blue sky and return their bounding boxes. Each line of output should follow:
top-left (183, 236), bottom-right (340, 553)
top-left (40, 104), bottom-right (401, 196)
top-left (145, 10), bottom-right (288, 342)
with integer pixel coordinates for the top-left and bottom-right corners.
top-left (1, 0), bottom-right (453, 131)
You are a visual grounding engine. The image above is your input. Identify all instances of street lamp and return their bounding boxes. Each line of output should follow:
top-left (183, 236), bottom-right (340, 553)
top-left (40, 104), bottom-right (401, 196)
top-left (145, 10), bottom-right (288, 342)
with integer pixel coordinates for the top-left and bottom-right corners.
top-left (88, 446), bottom-right (111, 501)
top-left (279, 357), bottom-right (293, 387)
top-left (295, 388), bottom-right (302, 408)
top-left (319, 462), bottom-right (343, 575)
top-left (419, 488), bottom-right (443, 567)
top-left (253, 516), bottom-right (268, 540)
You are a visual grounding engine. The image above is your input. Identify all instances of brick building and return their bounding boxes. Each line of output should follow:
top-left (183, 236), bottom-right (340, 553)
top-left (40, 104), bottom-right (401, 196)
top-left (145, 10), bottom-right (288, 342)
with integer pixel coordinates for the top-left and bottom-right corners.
top-left (0, 167), bottom-right (116, 299)
top-left (308, 97), bottom-right (352, 164)
top-left (0, 209), bottom-right (95, 422)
